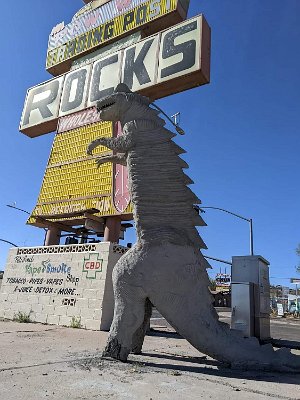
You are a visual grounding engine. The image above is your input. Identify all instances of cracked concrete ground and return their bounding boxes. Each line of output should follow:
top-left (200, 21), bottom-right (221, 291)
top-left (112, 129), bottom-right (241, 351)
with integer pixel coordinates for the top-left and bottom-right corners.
top-left (0, 320), bottom-right (299, 400)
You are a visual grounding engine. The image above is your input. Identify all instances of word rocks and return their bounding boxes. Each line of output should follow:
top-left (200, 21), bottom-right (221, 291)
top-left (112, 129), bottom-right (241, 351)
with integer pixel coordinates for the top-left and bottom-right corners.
top-left (20, 15), bottom-right (210, 137)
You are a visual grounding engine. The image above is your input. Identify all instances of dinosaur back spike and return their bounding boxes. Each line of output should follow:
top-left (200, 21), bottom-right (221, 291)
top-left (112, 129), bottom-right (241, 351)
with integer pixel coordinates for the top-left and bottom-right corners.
top-left (178, 158), bottom-right (189, 169)
top-left (170, 142), bottom-right (187, 155)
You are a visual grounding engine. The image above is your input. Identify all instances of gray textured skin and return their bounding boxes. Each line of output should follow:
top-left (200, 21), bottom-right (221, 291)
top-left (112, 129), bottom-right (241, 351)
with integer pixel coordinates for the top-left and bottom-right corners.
top-left (87, 84), bottom-right (300, 372)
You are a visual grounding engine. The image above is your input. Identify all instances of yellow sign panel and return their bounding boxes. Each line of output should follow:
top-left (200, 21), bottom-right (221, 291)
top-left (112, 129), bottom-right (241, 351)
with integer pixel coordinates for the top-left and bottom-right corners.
top-left (28, 121), bottom-right (132, 226)
top-left (46, 0), bottom-right (177, 72)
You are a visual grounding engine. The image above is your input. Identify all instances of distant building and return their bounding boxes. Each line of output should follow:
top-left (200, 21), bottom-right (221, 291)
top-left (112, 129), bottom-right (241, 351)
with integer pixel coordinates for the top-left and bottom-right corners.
top-left (211, 291), bottom-right (231, 308)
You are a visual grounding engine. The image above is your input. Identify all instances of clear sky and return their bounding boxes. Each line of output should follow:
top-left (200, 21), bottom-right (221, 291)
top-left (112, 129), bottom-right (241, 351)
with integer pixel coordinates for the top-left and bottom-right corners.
top-left (0, 0), bottom-right (299, 287)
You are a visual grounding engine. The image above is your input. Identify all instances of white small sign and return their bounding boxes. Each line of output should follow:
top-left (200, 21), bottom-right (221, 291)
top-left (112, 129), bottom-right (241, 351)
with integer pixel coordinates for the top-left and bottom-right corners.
top-left (277, 303), bottom-right (284, 317)
top-left (291, 278), bottom-right (300, 284)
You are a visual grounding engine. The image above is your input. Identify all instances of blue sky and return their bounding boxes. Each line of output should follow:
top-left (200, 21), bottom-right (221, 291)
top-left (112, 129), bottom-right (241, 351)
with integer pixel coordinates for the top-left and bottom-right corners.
top-left (0, 0), bottom-right (299, 287)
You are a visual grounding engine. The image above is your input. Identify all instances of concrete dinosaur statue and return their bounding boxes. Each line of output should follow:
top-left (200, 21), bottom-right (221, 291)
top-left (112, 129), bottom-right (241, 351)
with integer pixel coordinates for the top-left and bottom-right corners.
top-left (87, 84), bottom-right (300, 372)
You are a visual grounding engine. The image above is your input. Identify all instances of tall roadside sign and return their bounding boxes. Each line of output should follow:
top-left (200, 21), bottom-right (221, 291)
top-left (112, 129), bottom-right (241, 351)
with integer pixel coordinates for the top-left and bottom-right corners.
top-left (19, 0), bottom-right (211, 244)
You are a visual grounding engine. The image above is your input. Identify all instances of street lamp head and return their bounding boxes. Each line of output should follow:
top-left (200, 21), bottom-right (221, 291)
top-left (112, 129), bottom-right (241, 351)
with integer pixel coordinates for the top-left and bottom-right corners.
top-left (175, 126), bottom-right (185, 135)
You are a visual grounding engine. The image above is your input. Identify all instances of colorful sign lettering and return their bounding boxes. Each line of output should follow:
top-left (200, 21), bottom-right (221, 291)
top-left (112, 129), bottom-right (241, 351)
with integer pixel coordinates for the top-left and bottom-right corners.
top-left (20, 15), bottom-right (211, 138)
top-left (113, 122), bottom-right (130, 213)
top-left (48, 0), bottom-right (142, 50)
top-left (83, 253), bottom-right (103, 279)
top-left (47, 0), bottom-right (188, 76)
top-left (57, 107), bottom-right (101, 133)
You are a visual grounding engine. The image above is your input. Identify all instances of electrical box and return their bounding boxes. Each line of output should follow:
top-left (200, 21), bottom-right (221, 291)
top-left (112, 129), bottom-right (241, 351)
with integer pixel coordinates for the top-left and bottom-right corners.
top-left (231, 282), bottom-right (255, 337)
top-left (231, 256), bottom-right (271, 340)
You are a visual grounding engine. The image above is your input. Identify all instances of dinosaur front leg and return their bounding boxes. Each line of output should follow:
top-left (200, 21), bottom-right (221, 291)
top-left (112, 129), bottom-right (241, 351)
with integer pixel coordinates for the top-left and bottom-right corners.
top-left (87, 135), bottom-right (131, 155)
top-left (95, 153), bottom-right (127, 168)
top-left (87, 137), bottom-right (116, 155)
top-left (87, 137), bottom-right (103, 154)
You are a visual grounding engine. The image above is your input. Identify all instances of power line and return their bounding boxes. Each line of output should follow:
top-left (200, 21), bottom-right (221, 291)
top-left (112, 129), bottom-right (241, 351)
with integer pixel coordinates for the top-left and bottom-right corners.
top-left (0, 239), bottom-right (18, 247)
top-left (270, 277), bottom-right (295, 280)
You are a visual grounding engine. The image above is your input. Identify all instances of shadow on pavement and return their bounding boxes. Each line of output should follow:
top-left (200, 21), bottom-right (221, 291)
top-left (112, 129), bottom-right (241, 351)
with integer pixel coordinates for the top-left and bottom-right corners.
top-left (133, 353), bottom-right (300, 384)
top-left (147, 329), bottom-right (184, 339)
top-left (141, 351), bottom-right (218, 366)
top-left (270, 339), bottom-right (300, 350)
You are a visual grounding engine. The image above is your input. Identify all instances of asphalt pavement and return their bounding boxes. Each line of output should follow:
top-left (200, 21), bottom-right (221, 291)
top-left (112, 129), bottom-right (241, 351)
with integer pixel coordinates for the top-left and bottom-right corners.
top-left (0, 310), bottom-right (299, 400)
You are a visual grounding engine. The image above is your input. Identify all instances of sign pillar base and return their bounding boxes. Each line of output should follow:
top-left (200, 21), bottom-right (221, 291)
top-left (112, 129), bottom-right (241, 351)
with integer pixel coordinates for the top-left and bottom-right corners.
top-left (104, 217), bottom-right (121, 243)
top-left (44, 227), bottom-right (61, 246)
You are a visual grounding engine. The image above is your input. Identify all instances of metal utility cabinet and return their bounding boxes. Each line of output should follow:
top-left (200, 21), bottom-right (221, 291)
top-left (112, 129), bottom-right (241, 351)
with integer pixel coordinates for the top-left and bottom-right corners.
top-left (231, 256), bottom-right (271, 340)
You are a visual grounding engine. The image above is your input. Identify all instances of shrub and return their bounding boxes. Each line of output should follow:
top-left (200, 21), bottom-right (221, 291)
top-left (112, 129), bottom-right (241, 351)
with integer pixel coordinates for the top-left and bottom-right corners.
top-left (70, 316), bottom-right (82, 328)
top-left (13, 311), bottom-right (32, 323)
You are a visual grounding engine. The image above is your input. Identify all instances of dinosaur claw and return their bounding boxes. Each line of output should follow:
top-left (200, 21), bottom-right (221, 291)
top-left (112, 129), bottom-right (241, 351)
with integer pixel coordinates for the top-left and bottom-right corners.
top-left (96, 157), bottom-right (106, 168)
top-left (87, 139), bottom-right (101, 155)
top-left (86, 147), bottom-right (93, 156)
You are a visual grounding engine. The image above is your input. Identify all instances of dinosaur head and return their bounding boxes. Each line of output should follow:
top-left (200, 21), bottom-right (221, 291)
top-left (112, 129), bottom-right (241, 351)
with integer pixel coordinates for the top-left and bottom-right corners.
top-left (97, 84), bottom-right (150, 124)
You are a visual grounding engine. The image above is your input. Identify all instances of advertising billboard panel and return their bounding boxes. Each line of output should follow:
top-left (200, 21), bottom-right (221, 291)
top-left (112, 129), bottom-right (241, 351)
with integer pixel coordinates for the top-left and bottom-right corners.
top-left (20, 15), bottom-right (211, 138)
top-left (47, 0), bottom-right (189, 75)
top-left (49, 0), bottom-right (190, 50)
top-left (215, 273), bottom-right (231, 293)
top-left (28, 120), bottom-right (132, 226)
top-left (291, 278), bottom-right (300, 284)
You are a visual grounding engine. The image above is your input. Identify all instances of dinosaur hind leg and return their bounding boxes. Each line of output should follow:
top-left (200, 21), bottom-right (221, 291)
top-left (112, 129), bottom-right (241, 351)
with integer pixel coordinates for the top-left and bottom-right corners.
top-left (146, 245), bottom-right (300, 372)
top-left (103, 279), bottom-right (147, 361)
top-left (154, 290), bottom-right (300, 372)
top-left (103, 286), bottom-right (147, 361)
top-left (147, 264), bottom-right (235, 363)
top-left (131, 298), bottom-right (152, 355)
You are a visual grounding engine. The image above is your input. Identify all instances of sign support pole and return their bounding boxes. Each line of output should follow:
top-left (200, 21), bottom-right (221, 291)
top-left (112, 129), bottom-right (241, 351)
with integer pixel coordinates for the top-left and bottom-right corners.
top-left (44, 227), bottom-right (61, 246)
top-left (104, 217), bottom-right (121, 243)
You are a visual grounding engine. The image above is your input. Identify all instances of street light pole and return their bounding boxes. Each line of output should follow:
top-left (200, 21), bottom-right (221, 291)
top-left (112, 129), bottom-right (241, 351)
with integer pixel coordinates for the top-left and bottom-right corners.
top-left (199, 206), bottom-right (254, 256)
top-left (249, 218), bottom-right (254, 256)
